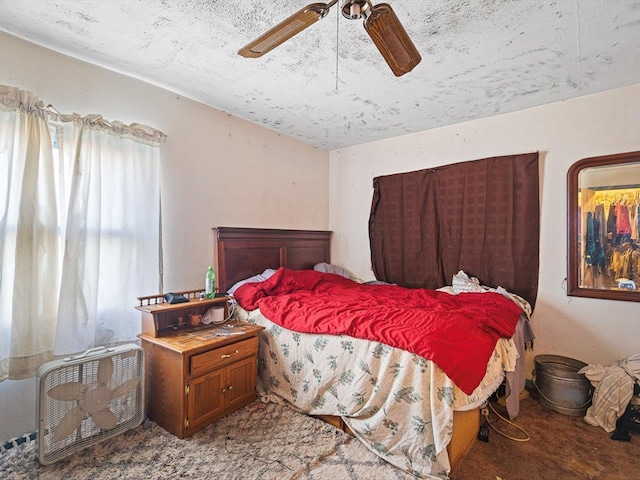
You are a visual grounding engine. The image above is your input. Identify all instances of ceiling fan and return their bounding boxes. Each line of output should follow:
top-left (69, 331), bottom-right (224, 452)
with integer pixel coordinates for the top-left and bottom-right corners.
top-left (238, 0), bottom-right (422, 77)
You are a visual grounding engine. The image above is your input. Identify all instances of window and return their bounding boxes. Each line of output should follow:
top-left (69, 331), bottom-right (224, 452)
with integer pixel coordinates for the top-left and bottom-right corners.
top-left (0, 86), bottom-right (165, 381)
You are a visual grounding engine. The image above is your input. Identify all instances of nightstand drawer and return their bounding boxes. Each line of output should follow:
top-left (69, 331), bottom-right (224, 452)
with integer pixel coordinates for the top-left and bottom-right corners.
top-left (190, 336), bottom-right (259, 376)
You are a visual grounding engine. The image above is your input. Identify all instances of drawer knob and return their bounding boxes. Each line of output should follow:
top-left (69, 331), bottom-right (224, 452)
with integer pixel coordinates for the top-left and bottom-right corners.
top-left (228, 385), bottom-right (233, 391)
top-left (220, 349), bottom-right (239, 359)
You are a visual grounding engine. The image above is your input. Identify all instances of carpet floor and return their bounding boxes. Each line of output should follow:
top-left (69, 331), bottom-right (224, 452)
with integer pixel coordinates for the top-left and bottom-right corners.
top-left (4, 394), bottom-right (640, 480)
top-left (452, 392), bottom-right (640, 480)
top-left (0, 401), bottom-right (415, 480)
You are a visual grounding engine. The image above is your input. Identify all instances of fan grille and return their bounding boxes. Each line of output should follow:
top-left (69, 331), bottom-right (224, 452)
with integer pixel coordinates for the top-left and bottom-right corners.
top-left (37, 345), bottom-right (145, 465)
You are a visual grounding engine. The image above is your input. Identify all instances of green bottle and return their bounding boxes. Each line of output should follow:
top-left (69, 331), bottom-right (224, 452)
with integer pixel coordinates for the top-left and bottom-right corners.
top-left (205, 266), bottom-right (216, 299)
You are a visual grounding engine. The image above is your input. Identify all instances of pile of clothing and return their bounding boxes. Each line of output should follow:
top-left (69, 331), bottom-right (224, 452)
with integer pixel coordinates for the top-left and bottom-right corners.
top-left (580, 353), bottom-right (640, 440)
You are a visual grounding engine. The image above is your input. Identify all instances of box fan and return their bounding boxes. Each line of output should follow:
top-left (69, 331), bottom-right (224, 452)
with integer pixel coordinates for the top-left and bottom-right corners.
top-left (36, 344), bottom-right (145, 465)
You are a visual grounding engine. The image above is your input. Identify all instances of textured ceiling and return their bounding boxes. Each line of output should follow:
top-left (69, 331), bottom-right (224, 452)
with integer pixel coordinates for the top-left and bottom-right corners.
top-left (1, 0), bottom-right (640, 150)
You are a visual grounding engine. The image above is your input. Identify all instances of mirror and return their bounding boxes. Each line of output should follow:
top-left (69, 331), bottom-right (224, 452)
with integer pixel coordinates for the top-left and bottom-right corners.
top-left (567, 151), bottom-right (640, 301)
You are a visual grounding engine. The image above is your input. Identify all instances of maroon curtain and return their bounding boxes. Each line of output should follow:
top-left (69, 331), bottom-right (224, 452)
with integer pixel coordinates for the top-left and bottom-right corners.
top-left (369, 152), bottom-right (539, 309)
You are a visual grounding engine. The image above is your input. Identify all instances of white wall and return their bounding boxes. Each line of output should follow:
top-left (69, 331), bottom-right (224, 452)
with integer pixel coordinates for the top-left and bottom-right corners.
top-left (330, 84), bottom-right (640, 375)
top-left (0, 31), bottom-right (329, 441)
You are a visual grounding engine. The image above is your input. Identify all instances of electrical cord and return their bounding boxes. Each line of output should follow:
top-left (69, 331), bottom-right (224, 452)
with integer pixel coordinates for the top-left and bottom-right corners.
top-left (221, 296), bottom-right (236, 324)
top-left (483, 402), bottom-right (531, 442)
top-left (206, 295), bottom-right (236, 325)
top-left (221, 297), bottom-right (242, 328)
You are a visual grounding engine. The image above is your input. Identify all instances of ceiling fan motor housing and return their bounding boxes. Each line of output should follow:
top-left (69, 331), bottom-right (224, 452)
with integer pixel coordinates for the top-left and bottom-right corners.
top-left (342, 0), bottom-right (372, 19)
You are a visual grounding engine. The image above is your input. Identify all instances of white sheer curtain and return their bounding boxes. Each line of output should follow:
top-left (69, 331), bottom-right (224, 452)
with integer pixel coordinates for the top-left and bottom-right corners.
top-left (0, 86), bottom-right (164, 381)
top-left (0, 87), bottom-right (61, 379)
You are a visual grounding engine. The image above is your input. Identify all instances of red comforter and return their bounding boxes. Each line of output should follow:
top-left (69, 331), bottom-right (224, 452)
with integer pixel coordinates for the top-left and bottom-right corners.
top-left (235, 268), bottom-right (522, 394)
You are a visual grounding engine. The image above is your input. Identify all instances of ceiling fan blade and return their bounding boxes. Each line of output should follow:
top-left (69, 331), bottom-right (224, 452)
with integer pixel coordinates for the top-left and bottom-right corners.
top-left (238, 3), bottom-right (331, 58)
top-left (364, 3), bottom-right (421, 77)
top-left (54, 405), bottom-right (85, 442)
top-left (97, 357), bottom-right (114, 385)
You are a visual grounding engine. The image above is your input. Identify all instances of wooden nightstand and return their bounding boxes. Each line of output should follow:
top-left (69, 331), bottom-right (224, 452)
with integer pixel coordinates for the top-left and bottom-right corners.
top-left (136, 292), bottom-right (264, 438)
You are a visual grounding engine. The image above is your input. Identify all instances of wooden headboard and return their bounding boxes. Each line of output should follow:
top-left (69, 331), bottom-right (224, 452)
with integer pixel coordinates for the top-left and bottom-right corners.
top-left (213, 227), bottom-right (332, 293)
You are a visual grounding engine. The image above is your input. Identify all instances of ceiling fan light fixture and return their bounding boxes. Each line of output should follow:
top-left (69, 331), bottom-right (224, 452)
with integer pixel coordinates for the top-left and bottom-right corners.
top-left (364, 3), bottom-right (421, 77)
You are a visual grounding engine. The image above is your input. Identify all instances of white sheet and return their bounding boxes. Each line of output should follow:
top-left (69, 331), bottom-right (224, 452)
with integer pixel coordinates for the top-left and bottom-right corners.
top-left (237, 306), bottom-right (518, 479)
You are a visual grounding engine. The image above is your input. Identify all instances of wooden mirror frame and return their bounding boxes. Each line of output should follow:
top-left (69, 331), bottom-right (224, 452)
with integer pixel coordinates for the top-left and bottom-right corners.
top-left (567, 151), bottom-right (640, 302)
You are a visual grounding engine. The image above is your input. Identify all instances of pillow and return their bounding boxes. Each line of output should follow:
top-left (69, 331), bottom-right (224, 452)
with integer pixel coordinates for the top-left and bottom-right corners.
top-left (314, 262), bottom-right (351, 278)
top-left (228, 268), bottom-right (277, 295)
top-left (313, 262), bottom-right (362, 282)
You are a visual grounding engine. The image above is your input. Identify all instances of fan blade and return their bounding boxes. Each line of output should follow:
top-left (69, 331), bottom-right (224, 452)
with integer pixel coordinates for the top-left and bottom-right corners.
top-left (364, 3), bottom-right (421, 77)
top-left (112, 378), bottom-right (140, 398)
top-left (48, 381), bottom-right (88, 401)
top-left (91, 408), bottom-right (118, 430)
top-left (54, 405), bottom-right (85, 442)
top-left (238, 3), bottom-right (331, 58)
top-left (80, 385), bottom-right (113, 414)
top-left (97, 357), bottom-right (114, 385)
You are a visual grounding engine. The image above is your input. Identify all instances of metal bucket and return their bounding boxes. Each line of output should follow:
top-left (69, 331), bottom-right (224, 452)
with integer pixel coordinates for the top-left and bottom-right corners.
top-left (533, 354), bottom-right (593, 416)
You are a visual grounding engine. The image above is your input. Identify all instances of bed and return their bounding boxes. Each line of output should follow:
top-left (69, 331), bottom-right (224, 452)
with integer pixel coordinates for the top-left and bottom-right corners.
top-left (213, 226), bottom-right (527, 479)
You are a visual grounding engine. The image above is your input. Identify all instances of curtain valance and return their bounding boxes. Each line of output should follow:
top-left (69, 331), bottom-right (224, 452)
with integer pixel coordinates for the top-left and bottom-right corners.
top-left (0, 85), bottom-right (166, 145)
